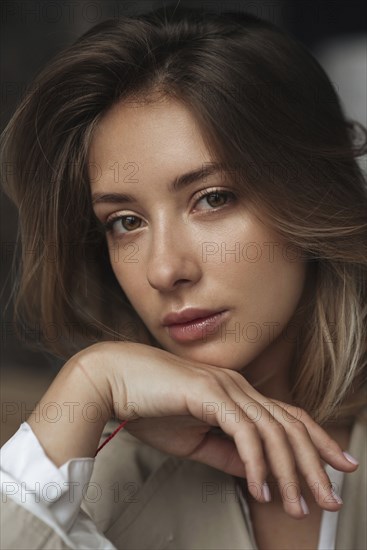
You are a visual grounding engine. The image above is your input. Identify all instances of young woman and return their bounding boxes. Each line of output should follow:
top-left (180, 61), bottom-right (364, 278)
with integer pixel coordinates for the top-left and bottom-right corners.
top-left (1, 6), bottom-right (366, 550)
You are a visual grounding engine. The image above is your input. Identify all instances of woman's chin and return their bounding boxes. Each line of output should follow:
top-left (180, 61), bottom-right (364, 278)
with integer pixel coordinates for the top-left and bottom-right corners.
top-left (162, 342), bottom-right (255, 372)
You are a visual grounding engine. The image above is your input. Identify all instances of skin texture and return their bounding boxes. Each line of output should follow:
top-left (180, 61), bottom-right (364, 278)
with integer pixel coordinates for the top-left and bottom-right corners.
top-left (89, 97), bottom-right (308, 402)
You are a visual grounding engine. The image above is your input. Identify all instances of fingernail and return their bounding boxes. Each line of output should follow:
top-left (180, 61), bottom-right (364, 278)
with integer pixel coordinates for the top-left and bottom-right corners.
top-left (300, 495), bottom-right (310, 515)
top-left (262, 482), bottom-right (271, 502)
top-left (331, 489), bottom-right (343, 505)
top-left (343, 451), bottom-right (359, 465)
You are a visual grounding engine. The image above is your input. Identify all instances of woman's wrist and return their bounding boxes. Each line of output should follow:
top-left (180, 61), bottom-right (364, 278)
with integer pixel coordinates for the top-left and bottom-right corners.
top-left (26, 348), bottom-right (114, 467)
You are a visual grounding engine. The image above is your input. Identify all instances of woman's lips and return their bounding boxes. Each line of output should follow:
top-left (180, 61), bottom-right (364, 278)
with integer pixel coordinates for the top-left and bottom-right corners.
top-left (165, 310), bottom-right (229, 343)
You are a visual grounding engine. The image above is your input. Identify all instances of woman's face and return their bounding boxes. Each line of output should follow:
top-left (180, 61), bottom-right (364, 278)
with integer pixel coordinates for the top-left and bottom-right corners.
top-left (89, 97), bottom-right (307, 389)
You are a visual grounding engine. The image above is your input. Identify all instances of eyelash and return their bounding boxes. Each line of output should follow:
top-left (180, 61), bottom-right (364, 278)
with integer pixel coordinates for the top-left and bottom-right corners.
top-left (103, 188), bottom-right (236, 236)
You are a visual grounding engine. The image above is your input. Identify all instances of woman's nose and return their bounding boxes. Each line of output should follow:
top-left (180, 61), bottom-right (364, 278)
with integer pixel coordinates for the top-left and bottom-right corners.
top-left (146, 227), bottom-right (202, 292)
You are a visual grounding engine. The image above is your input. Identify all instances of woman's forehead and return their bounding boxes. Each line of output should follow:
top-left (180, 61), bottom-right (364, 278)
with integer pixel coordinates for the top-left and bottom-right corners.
top-left (88, 98), bottom-right (213, 191)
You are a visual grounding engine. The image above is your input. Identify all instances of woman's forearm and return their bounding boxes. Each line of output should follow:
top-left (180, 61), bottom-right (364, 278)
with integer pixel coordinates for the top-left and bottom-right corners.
top-left (26, 351), bottom-right (114, 467)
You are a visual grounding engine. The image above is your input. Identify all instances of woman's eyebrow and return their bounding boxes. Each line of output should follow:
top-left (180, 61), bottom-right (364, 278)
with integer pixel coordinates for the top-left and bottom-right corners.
top-left (91, 162), bottom-right (223, 205)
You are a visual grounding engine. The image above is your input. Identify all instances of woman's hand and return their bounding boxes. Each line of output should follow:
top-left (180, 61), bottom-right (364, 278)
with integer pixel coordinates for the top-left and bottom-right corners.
top-left (80, 341), bottom-right (358, 519)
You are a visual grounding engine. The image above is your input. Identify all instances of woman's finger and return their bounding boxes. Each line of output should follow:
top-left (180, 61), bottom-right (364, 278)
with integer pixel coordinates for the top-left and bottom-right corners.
top-left (260, 401), bottom-right (344, 510)
top-left (220, 383), bottom-right (310, 518)
top-left (270, 399), bottom-right (359, 471)
top-left (186, 378), bottom-right (270, 504)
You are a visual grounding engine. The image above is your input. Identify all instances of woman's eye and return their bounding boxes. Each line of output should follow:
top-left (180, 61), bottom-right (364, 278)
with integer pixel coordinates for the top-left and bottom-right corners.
top-left (195, 190), bottom-right (235, 210)
top-left (103, 190), bottom-right (235, 237)
top-left (104, 215), bottom-right (142, 235)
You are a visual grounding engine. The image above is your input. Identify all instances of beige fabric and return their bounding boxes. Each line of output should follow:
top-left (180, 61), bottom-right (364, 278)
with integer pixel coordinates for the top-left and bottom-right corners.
top-left (1, 408), bottom-right (366, 549)
top-left (0, 496), bottom-right (71, 549)
top-left (81, 427), bottom-right (257, 549)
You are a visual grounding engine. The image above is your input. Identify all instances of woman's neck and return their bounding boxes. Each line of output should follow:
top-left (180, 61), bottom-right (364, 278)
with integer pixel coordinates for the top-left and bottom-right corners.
top-left (239, 326), bottom-right (296, 403)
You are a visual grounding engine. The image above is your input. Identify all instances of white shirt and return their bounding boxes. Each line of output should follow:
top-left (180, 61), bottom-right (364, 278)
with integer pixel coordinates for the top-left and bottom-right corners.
top-left (0, 422), bottom-right (116, 549)
top-left (0, 422), bottom-right (343, 549)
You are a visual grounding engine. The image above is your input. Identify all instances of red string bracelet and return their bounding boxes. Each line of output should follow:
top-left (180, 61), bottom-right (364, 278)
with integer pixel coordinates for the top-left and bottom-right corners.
top-left (94, 420), bottom-right (129, 457)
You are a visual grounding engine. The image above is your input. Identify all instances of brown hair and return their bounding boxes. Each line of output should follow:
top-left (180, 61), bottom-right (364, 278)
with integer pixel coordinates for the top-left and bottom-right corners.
top-left (1, 6), bottom-right (366, 423)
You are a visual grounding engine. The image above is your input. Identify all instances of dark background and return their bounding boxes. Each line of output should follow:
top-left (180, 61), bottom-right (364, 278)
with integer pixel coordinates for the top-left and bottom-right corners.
top-left (1, 0), bottom-right (366, 443)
